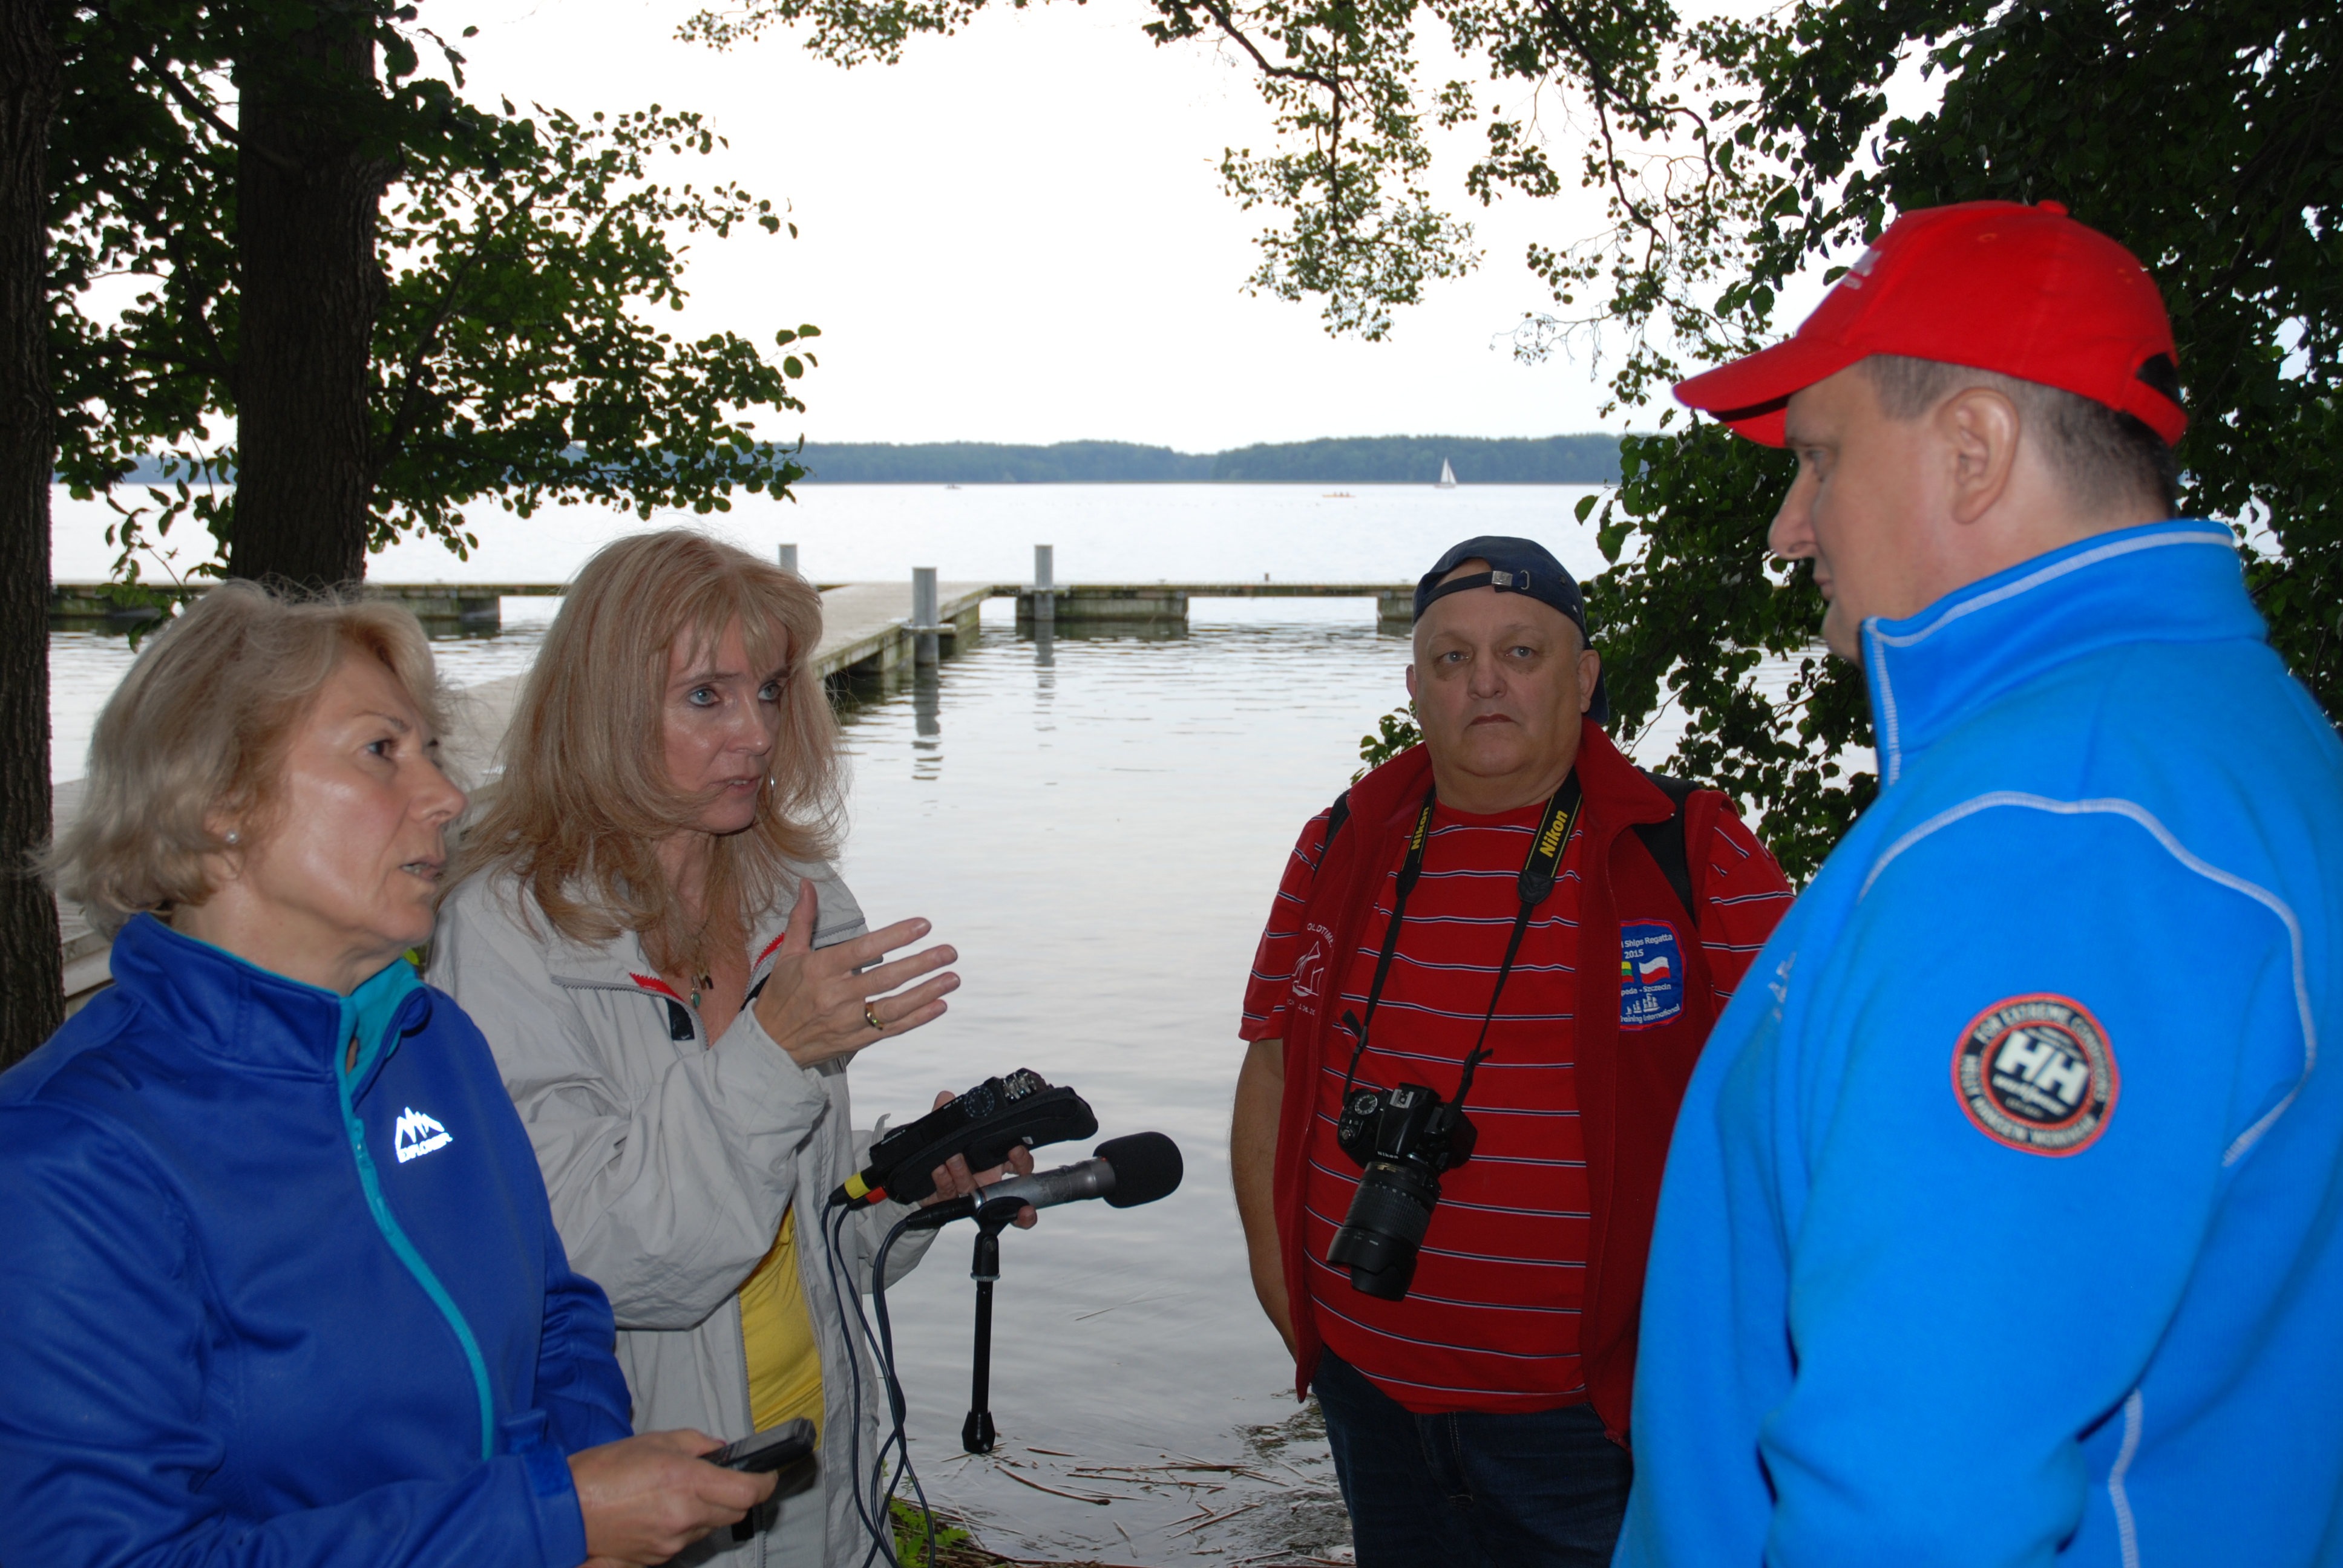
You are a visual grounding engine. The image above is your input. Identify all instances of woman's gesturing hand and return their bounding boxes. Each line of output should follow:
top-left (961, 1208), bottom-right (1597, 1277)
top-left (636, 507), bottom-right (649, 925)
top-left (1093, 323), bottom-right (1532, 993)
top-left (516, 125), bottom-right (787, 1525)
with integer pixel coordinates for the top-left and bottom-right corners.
top-left (571, 1429), bottom-right (774, 1567)
top-left (751, 880), bottom-right (960, 1070)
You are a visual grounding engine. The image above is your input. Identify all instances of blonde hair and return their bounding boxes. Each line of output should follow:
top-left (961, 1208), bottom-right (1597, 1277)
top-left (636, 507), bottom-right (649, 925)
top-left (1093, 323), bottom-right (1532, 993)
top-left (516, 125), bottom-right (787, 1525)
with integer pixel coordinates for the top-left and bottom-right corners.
top-left (48, 581), bottom-right (447, 938)
top-left (450, 530), bottom-right (843, 970)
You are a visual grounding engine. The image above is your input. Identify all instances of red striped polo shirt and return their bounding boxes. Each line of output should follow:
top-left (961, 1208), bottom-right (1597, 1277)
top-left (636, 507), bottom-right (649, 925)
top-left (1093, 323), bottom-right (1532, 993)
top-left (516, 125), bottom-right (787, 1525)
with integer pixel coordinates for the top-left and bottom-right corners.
top-left (1241, 793), bottom-right (1791, 1414)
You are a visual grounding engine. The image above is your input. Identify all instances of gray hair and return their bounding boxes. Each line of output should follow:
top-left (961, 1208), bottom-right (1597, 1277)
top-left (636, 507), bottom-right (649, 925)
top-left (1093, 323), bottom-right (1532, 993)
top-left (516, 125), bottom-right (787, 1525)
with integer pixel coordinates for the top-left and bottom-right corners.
top-left (1864, 354), bottom-right (2180, 516)
top-left (47, 581), bottom-right (446, 936)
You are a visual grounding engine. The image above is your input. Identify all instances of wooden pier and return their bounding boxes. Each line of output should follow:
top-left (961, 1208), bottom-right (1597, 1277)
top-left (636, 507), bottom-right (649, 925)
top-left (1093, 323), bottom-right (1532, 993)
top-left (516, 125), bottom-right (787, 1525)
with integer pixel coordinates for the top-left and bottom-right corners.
top-left (50, 581), bottom-right (574, 631)
top-left (54, 578), bottom-right (1414, 633)
top-left (1015, 581), bottom-right (1412, 629)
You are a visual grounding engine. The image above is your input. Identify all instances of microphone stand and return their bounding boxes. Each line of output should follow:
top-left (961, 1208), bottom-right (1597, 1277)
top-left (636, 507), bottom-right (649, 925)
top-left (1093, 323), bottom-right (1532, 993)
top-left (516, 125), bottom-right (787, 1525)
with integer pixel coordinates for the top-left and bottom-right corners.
top-left (961, 1202), bottom-right (1020, 1453)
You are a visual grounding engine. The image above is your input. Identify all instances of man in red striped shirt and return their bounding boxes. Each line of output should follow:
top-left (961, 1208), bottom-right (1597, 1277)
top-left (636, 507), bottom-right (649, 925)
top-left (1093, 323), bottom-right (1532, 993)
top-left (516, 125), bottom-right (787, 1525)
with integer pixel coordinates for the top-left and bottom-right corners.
top-left (1233, 537), bottom-right (1792, 1566)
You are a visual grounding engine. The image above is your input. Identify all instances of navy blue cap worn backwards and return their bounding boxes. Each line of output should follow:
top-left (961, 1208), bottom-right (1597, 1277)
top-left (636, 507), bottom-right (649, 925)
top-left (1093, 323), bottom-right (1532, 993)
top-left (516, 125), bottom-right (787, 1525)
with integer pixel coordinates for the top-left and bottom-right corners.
top-left (1414, 535), bottom-right (1610, 724)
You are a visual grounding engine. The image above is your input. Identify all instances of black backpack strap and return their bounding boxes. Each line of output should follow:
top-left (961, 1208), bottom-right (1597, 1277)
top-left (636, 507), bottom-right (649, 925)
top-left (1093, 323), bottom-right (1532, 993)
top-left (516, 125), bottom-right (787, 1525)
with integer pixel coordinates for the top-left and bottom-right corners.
top-left (1630, 771), bottom-right (1701, 923)
top-left (1323, 788), bottom-right (1352, 856)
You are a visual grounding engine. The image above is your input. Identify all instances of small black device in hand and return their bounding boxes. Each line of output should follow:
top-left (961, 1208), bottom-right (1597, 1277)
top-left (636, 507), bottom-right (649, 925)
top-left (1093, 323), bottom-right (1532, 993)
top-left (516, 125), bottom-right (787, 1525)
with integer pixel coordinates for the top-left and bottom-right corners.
top-left (829, 1069), bottom-right (1098, 1209)
top-left (709, 1418), bottom-right (815, 1474)
top-left (1326, 1073), bottom-right (1481, 1300)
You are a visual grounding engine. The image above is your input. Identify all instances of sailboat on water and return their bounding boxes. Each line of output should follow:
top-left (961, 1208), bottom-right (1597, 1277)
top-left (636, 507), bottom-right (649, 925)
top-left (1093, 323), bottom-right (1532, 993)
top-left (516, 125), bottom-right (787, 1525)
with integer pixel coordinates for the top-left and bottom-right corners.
top-left (1435, 459), bottom-right (1458, 489)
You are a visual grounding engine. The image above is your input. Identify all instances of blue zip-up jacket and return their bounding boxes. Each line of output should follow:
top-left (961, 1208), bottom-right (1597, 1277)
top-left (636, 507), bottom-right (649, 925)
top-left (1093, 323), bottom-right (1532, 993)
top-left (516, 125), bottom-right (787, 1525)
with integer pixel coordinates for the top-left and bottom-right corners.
top-left (0, 915), bottom-right (634, 1567)
top-left (1618, 521), bottom-right (2343, 1567)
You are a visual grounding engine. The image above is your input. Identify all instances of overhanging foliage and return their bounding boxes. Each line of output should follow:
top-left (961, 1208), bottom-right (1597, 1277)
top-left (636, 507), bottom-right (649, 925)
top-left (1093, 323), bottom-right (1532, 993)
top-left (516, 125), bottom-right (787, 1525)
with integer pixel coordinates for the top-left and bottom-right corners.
top-left (48, 0), bottom-right (821, 581)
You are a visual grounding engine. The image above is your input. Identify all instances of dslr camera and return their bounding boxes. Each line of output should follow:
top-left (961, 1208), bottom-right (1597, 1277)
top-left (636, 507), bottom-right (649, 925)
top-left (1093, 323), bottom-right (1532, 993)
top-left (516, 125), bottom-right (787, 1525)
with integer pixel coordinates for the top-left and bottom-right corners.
top-left (1325, 1080), bottom-right (1479, 1301)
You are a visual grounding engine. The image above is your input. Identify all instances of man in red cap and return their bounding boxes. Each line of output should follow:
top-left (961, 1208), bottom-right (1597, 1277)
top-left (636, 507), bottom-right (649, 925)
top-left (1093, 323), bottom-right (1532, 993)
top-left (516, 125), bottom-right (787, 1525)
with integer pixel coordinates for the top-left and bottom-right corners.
top-left (1616, 201), bottom-right (2343, 1567)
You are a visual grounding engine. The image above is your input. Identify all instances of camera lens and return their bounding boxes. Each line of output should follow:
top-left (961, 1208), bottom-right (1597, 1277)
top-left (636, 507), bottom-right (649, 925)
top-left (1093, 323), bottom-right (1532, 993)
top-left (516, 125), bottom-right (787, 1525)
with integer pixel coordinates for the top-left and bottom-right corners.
top-left (1326, 1158), bottom-right (1442, 1301)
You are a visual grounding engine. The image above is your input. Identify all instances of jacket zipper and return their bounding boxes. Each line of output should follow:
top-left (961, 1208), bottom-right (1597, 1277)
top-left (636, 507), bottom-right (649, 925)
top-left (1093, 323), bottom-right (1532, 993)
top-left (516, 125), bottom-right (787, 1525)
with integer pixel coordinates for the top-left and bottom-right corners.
top-left (336, 1002), bottom-right (497, 1460)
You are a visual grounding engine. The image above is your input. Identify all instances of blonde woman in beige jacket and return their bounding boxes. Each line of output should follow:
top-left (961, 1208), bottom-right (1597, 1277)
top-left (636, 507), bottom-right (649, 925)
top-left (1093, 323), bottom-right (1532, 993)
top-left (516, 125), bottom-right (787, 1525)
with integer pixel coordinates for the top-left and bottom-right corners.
top-left (431, 532), bottom-right (1026, 1567)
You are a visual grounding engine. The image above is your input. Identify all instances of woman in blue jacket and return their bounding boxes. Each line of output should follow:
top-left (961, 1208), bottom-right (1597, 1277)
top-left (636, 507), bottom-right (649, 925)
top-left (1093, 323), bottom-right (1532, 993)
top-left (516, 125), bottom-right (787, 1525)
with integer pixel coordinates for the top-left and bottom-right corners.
top-left (0, 583), bottom-right (775, 1568)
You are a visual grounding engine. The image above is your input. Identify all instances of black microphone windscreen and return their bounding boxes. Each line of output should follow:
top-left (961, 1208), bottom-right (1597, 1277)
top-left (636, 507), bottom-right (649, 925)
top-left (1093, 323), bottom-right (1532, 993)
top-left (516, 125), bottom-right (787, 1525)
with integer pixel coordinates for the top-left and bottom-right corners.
top-left (1096, 1132), bottom-right (1182, 1208)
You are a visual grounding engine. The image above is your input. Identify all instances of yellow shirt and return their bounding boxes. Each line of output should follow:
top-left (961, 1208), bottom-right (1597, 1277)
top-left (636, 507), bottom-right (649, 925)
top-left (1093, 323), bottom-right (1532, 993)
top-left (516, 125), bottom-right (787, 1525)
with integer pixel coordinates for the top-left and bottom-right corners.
top-left (738, 1206), bottom-right (825, 1434)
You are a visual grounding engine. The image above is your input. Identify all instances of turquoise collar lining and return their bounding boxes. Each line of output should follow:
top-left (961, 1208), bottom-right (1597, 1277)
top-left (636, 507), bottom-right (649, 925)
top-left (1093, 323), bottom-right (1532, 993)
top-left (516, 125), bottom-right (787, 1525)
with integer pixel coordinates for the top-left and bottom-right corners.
top-left (340, 959), bottom-right (424, 1063)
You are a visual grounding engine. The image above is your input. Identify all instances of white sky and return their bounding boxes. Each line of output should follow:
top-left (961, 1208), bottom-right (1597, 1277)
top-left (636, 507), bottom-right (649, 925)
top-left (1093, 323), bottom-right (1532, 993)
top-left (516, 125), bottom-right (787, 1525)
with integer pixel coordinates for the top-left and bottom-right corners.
top-left (442, 0), bottom-right (1645, 449)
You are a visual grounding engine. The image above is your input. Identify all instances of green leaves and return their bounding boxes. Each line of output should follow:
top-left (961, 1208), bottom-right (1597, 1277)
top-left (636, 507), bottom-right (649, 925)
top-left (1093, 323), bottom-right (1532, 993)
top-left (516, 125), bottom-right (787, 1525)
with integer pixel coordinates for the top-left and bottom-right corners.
top-left (1582, 424), bottom-right (1872, 883)
top-left (1354, 703), bottom-right (1421, 780)
top-left (50, 5), bottom-right (820, 576)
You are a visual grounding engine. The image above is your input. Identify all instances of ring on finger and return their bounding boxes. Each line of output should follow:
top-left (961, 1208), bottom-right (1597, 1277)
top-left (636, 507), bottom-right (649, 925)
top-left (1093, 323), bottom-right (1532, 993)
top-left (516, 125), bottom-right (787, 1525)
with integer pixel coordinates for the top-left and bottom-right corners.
top-left (865, 1004), bottom-right (884, 1031)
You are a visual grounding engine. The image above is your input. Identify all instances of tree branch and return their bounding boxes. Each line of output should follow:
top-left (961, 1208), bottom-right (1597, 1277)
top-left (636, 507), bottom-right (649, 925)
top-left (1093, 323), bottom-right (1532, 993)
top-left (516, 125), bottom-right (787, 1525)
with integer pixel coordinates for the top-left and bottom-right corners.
top-left (375, 189), bottom-right (542, 479)
top-left (1188, 0), bottom-right (1339, 91)
top-left (134, 50), bottom-right (303, 174)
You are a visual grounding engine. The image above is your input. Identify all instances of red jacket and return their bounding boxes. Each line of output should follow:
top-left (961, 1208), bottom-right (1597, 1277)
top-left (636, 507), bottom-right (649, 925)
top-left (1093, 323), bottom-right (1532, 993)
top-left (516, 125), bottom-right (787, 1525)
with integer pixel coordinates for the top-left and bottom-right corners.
top-left (1271, 724), bottom-right (1736, 1439)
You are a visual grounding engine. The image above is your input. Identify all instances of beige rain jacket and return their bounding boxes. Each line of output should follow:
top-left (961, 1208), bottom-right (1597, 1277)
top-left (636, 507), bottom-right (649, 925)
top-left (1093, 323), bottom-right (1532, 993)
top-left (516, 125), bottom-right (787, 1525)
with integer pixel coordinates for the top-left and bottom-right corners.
top-left (430, 863), bottom-right (937, 1567)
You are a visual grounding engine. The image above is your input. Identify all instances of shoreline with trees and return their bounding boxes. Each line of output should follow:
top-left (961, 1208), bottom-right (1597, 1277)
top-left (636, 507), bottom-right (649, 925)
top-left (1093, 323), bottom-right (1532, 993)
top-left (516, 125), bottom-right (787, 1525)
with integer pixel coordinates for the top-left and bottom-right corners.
top-left (105, 432), bottom-right (1629, 487)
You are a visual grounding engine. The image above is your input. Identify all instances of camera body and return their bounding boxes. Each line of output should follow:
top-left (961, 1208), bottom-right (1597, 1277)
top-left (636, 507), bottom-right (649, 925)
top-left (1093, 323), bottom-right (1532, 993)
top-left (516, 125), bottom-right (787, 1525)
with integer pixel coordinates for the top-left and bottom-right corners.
top-left (1326, 1082), bottom-right (1478, 1300)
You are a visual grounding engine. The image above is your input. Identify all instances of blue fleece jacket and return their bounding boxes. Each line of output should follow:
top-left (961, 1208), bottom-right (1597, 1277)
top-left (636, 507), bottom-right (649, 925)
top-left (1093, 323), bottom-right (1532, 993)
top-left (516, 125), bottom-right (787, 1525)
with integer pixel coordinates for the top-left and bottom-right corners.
top-left (1618, 521), bottom-right (2343, 1567)
top-left (0, 915), bottom-right (634, 1568)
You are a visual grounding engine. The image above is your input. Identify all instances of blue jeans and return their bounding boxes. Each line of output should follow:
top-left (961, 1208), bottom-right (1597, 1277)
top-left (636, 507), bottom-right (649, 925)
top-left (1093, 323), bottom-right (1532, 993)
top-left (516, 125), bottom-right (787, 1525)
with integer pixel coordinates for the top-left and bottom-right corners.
top-left (1313, 1351), bottom-right (1632, 1568)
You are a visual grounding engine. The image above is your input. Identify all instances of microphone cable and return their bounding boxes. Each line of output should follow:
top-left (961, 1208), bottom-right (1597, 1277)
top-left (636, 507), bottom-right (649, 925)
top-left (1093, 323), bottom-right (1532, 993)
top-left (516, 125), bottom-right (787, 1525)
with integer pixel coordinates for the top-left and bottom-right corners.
top-left (870, 1215), bottom-right (934, 1568)
top-left (820, 1192), bottom-right (949, 1568)
top-left (818, 1196), bottom-right (904, 1568)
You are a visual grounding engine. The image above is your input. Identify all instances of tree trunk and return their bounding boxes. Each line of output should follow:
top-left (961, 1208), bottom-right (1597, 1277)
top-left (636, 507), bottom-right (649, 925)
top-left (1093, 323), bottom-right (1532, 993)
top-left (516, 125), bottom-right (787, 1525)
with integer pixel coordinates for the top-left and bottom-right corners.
top-left (0, 0), bottom-right (62, 1068)
top-left (228, 7), bottom-right (392, 590)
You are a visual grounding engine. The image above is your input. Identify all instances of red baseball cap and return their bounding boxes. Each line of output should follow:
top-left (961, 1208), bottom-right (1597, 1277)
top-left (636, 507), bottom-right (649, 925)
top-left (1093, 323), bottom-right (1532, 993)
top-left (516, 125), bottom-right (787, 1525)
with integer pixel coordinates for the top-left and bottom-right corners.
top-left (1674, 200), bottom-right (2185, 446)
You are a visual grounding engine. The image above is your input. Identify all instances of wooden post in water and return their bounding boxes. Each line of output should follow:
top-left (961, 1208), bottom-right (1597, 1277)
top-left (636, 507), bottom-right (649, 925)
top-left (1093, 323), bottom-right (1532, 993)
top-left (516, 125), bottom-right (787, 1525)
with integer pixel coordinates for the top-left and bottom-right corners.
top-left (911, 566), bottom-right (940, 666)
top-left (1033, 544), bottom-right (1054, 626)
top-left (778, 543), bottom-right (799, 578)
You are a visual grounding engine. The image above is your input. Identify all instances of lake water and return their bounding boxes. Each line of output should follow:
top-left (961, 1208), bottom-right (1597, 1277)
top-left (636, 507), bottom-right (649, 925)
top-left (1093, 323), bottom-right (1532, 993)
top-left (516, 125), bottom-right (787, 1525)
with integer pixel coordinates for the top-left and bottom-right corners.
top-left (45, 482), bottom-right (1625, 785)
top-left (48, 480), bottom-right (1619, 590)
top-left (43, 482), bottom-right (1769, 1564)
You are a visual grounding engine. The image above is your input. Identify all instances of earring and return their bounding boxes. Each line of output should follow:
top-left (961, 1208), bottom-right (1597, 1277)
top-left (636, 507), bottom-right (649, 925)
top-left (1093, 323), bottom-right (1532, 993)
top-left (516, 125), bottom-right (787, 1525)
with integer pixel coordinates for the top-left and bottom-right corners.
top-left (224, 830), bottom-right (241, 846)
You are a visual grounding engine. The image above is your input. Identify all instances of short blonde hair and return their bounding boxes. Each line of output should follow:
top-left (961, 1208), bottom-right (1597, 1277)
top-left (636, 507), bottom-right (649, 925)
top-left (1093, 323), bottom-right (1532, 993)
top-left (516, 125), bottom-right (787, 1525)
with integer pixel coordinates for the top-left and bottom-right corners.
top-left (49, 581), bottom-right (447, 937)
top-left (448, 530), bottom-right (842, 971)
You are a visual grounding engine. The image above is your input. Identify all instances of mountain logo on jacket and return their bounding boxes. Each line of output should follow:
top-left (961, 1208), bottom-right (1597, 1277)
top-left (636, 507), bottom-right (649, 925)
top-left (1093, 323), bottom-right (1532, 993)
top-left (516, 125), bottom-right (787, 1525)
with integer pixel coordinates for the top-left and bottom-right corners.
top-left (394, 1106), bottom-right (454, 1164)
top-left (1953, 995), bottom-right (2119, 1157)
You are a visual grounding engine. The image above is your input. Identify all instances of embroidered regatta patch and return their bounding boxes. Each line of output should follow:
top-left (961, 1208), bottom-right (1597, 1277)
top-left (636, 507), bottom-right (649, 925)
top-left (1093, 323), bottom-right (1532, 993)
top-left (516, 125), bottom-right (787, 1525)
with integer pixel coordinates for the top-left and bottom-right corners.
top-left (1952, 995), bottom-right (2119, 1156)
top-left (1618, 921), bottom-right (1686, 1029)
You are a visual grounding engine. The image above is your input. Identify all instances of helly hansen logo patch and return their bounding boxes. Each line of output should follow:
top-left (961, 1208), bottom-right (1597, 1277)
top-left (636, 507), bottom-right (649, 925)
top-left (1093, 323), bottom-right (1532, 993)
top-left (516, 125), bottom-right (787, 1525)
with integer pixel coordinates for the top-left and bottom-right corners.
top-left (394, 1106), bottom-right (454, 1164)
top-left (1953, 996), bottom-right (2119, 1156)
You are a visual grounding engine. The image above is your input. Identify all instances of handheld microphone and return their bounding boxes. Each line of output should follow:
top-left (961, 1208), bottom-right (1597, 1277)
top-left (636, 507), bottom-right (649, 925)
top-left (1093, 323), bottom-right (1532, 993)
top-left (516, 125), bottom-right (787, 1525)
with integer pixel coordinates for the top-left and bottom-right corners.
top-left (909, 1132), bottom-right (1184, 1230)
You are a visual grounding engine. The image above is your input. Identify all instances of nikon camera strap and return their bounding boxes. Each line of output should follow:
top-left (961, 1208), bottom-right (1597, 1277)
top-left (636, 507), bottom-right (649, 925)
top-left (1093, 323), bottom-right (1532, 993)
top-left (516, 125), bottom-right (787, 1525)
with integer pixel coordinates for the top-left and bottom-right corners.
top-left (1339, 776), bottom-right (1585, 1099)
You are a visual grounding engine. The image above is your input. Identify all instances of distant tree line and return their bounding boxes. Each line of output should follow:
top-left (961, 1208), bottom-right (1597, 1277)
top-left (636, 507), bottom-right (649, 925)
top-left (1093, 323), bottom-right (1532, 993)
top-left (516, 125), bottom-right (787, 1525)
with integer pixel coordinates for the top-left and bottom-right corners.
top-left (1208, 434), bottom-right (1622, 483)
top-left (104, 431), bottom-right (1626, 487)
top-left (787, 433), bottom-right (1625, 484)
